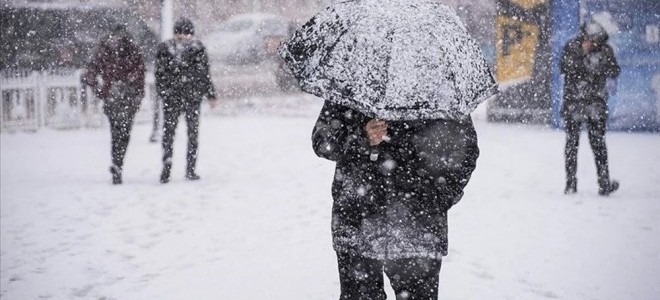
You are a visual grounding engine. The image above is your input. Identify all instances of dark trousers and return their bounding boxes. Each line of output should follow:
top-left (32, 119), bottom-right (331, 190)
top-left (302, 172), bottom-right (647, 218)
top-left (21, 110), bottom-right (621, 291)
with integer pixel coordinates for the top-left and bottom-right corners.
top-left (151, 96), bottom-right (163, 140)
top-left (564, 116), bottom-right (610, 189)
top-left (337, 252), bottom-right (442, 300)
top-left (162, 98), bottom-right (201, 174)
top-left (107, 111), bottom-right (136, 169)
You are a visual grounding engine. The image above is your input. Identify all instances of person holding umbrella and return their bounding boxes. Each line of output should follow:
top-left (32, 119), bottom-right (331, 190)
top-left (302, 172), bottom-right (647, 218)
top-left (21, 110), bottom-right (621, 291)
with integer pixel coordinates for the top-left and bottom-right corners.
top-left (280, 1), bottom-right (497, 299)
top-left (83, 24), bottom-right (145, 185)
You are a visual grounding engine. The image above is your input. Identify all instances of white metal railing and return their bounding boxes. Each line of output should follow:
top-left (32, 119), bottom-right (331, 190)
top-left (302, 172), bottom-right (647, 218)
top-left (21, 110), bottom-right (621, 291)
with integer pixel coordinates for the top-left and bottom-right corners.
top-left (0, 68), bottom-right (156, 132)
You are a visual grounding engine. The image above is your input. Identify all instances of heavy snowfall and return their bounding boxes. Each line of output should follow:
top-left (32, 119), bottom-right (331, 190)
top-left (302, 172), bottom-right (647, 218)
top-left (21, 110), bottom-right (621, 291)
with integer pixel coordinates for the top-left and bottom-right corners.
top-left (2, 0), bottom-right (660, 299)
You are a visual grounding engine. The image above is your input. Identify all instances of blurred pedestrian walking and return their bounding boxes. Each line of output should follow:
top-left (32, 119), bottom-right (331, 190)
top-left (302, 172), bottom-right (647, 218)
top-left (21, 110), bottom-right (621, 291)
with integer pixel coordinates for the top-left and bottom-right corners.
top-left (156, 18), bottom-right (217, 183)
top-left (83, 24), bottom-right (145, 185)
top-left (561, 20), bottom-right (620, 196)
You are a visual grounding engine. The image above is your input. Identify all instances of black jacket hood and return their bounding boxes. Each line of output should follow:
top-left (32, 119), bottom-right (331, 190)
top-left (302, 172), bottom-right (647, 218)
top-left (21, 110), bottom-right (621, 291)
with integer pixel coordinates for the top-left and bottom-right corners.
top-left (579, 20), bottom-right (609, 44)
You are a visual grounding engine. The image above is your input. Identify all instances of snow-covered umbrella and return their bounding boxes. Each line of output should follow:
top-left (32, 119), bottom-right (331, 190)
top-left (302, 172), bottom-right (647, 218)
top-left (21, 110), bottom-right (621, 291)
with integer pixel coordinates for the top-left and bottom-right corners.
top-left (279, 0), bottom-right (498, 121)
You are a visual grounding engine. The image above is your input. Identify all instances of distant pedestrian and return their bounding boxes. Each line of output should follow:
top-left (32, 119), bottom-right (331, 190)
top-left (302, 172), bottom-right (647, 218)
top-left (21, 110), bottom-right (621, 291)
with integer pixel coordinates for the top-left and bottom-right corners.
top-left (560, 20), bottom-right (620, 196)
top-left (156, 18), bottom-right (217, 183)
top-left (83, 24), bottom-right (145, 185)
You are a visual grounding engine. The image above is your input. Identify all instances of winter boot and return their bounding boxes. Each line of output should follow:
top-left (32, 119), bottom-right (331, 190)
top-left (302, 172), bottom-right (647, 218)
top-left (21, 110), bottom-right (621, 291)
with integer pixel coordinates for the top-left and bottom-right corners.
top-left (160, 164), bottom-right (171, 184)
top-left (185, 161), bottom-right (200, 180)
top-left (564, 178), bottom-right (577, 194)
top-left (185, 171), bottom-right (200, 181)
top-left (110, 165), bottom-right (122, 185)
top-left (598, 180), bottom-right (619, 196)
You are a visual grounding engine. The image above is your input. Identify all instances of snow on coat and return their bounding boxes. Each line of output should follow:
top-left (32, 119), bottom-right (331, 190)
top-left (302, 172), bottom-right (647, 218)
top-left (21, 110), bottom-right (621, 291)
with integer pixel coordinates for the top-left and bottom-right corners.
top-left (313, 101), bottom-right (479, 259)
top-left (155, 38), bottom-right (216, 103)
top-left (83, 29), bottom-right (145, 116)
top-left (560, 22), bottom-right (620, 119)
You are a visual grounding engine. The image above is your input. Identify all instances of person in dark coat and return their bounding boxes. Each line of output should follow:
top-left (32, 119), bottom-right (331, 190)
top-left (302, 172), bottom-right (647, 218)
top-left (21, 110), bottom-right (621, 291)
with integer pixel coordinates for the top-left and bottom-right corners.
top-left (313, 100), bottom-right (479, 299)
top-left (156, 18), bottom-right (217, 183)
top-left (560, 20), bottom-right (620, 196)
top-left (83, 24), bottom-right (145, 185)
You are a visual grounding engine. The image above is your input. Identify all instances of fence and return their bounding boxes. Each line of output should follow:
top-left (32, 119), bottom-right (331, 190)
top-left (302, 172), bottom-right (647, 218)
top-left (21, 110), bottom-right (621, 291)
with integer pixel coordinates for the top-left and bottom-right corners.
top-left (0, 68), bottom-right (156, 132)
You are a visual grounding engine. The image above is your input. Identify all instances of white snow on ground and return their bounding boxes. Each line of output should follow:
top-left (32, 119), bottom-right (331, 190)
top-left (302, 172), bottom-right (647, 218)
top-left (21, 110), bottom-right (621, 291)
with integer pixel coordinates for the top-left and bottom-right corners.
top-left (1, 97), bottom-right (660, 300)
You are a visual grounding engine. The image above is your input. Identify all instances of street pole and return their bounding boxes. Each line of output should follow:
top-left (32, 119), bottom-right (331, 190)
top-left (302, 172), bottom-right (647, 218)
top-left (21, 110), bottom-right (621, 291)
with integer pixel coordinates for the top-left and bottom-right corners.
top-left (152, 0), bottom-right (173, 142)
top-left (161, 0), bottom-right (174, 41)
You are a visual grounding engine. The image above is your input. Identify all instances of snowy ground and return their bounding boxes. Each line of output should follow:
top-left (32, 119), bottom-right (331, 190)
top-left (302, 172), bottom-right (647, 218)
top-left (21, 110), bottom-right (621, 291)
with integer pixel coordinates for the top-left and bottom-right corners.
top-left (1, 97), bottom-right (660, 300)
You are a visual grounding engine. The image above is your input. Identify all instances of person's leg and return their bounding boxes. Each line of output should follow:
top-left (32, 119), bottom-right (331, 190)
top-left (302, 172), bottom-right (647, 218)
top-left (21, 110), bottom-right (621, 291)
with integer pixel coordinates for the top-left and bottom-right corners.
top-left (564, 117), bottom-right (581, 193)
top-left (384, 258), bottom-right (442, 300)
top-left (587, 116), bottom-right (618, 195)
top-left (150, 96), bottom-right (162, 143)
top-left (184, 101), bottom-right (201, 179)
top-left (113, 108), bottom-right (137, 171)
top-left (160, 101), bottom-right (181, 183)
top-left (107, 115), bottom-right (123, 184)
top-left (336, 252), bottom-right (386, 300)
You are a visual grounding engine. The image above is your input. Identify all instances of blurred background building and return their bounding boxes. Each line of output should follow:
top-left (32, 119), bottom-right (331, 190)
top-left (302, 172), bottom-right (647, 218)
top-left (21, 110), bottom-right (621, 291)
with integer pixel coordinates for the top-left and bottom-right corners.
top-left (1, 0), bottom-right (496, 98)
top-left (491, 0), bottom-right (659, 131)
top-left (3, 0), bottom-right (496, 42)
top-left (1, 0), bottom-right (657, 131)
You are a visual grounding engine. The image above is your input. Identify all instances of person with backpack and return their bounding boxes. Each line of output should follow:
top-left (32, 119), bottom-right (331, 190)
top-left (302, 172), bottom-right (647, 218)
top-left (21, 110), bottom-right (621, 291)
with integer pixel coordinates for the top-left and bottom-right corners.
top-left (156, 18), bottom-right (217, 183)
top-left (83, 24), bottom-right (145, 185)
top-left (560, 20), bottom-right (620, 196)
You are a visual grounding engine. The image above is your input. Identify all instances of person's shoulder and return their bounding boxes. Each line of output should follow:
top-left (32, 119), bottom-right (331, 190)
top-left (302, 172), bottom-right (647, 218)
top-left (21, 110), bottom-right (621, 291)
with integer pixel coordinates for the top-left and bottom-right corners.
top-left (600, 43), bottom-right (615, 53)
top-left (168, 39), bottom-right (180, 46)
top-left (565, 36), bottom-right (580, 46)
top-left (563, 37), bottom-right (581, 51)
top-left (157, 40), bottom-right (174, 51)
top-left (187, 38), bottom-right (207, 51)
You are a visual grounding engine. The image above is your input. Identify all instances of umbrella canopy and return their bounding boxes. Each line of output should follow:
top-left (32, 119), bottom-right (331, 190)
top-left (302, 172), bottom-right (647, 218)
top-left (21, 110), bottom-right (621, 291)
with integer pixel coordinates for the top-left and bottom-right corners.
top-left (280, 0), bottom-right (498, 121)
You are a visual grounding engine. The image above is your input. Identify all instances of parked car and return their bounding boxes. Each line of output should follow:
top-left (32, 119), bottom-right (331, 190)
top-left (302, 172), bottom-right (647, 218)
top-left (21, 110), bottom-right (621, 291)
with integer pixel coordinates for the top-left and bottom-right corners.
top-left (203, 13), bottom-right (293, 66)
top-left (203, 13), bottom-right (299, 92)
top-left (0, 4), bottom-right (158, 71)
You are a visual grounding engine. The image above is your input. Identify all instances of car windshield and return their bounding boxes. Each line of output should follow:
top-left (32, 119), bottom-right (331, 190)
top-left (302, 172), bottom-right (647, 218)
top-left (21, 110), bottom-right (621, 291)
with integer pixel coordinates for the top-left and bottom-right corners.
top-left (220, 19), bottom-right (253, 33)
top-left (257, 19), bottom-right (289, 36)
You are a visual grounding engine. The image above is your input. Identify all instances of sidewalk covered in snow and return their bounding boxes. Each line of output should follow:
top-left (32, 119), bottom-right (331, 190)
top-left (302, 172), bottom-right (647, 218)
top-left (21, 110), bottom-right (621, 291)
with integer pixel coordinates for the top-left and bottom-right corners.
top-left (1, 100), bottom-right (659, 299)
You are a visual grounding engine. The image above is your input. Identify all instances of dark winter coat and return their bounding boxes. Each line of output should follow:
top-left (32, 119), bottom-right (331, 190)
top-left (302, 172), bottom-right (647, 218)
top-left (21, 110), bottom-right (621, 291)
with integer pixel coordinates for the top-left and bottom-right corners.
top-left (313, 101), bottom-right (479, 260)
top-left (83, 30), bottom-right (145, 116)
top-left (560, 24), bottom-right (620, 120)
top-left (155, 38), bottom-right (216, 106)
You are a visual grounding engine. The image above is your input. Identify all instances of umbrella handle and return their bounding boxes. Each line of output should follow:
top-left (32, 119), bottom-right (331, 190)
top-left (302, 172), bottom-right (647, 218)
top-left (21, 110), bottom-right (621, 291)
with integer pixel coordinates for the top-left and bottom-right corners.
top-left (368, 134), bottom-right (392, 161)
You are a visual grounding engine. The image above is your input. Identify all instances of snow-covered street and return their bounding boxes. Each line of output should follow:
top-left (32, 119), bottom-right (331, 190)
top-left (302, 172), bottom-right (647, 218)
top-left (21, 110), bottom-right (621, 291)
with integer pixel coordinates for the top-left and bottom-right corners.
top-left (2, 99), bottom-right (659, 299)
